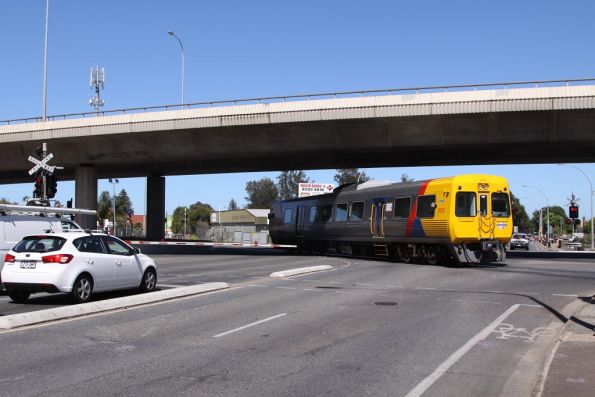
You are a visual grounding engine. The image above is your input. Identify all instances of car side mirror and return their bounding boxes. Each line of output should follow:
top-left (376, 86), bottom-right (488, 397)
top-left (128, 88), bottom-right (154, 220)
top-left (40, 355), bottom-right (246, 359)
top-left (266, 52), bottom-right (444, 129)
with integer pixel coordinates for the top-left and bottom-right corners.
top-left (133, 247), bottom-right (141, 255)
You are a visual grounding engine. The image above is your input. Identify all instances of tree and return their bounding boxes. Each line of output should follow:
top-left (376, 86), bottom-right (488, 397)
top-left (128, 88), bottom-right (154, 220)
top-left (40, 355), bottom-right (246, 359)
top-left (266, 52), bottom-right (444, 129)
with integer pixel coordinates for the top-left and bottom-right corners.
top-left (228, 198), bottom-right (238, 211)
top-left (530, 205), bottom-right (570, 236)
top-left (245, 178), bottom-right (278, 209)
top-left (115, 189), bottom-right (133, 233)
top-left (97, 191), bottom-right (112, 228)
top-left (0, 198), bottom-right (16, 204)
top-left (511, 193), bottom-right (530, 232)
top-left (171, 202), bottom-right (214, 237)
top-left (334, 168), bottom-right (370, 185)
top-left (277, 170), bottom-right (311, 200)
top-left (400, 174), bottom-right (414, 182)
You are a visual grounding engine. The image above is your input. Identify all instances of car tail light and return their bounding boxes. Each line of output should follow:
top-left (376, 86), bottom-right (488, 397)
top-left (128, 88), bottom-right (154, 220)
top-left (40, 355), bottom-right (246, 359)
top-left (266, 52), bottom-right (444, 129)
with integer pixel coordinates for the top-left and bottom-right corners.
top-left (4, 253), bottom-right (15, 263)
top-left (42, 254), bottom-right (74, 264)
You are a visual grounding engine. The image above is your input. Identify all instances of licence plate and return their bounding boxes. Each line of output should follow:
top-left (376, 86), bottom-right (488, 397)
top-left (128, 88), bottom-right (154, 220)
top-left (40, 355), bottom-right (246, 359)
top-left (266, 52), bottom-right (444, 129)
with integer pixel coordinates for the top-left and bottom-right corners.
top-left (20, 261), bottom-right (36, 269)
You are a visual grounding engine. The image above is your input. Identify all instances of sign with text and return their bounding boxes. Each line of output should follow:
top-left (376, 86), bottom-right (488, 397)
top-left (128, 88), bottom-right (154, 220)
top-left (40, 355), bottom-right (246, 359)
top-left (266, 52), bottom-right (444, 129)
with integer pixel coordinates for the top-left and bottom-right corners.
top-left (298, 183), bottom-right (335, 198)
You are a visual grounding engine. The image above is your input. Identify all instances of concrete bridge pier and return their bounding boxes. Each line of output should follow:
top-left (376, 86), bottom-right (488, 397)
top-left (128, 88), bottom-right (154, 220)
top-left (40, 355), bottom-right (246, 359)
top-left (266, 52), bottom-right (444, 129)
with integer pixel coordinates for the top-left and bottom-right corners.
top-left (146, 176), bottom-right (165, 241)
top-left (75, 166), bottom-right (98, 230)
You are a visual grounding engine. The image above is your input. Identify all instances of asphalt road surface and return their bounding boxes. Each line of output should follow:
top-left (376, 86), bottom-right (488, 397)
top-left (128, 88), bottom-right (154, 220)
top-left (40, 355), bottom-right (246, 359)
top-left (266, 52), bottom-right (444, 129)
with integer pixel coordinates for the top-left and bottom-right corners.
top-left (0, 249), bottom-right (593, 396)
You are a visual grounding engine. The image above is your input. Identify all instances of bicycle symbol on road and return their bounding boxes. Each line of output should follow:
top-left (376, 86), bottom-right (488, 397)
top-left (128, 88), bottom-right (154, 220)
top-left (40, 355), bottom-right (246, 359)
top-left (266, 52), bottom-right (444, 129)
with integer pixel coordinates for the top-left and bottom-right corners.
top-left (493, 323), bottom-right (553, 343)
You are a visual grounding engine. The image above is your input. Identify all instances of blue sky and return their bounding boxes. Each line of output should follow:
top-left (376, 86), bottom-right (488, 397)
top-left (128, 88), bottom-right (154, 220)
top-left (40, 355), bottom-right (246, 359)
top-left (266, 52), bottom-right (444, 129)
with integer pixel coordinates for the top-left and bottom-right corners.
top-left (1, 0), bottom-right (595, 219)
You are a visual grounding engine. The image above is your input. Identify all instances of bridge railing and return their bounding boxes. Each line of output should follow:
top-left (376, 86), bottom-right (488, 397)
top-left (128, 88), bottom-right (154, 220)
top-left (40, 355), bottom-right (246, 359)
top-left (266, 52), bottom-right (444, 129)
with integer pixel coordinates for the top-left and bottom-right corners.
top-left (3, 77), bottom-right (595, 126)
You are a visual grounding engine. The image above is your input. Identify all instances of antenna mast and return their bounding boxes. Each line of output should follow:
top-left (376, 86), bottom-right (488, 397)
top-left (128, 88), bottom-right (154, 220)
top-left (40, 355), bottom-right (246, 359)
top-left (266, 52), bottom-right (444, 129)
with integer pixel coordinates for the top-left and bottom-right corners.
top-left (89, 65), bottom-right (105, 113)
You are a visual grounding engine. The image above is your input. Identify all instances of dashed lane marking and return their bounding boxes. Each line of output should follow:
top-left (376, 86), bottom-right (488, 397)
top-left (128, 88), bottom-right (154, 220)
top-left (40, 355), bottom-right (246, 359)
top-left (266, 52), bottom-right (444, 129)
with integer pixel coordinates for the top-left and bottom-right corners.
top-left (213, 313), bottom-right (287, 338)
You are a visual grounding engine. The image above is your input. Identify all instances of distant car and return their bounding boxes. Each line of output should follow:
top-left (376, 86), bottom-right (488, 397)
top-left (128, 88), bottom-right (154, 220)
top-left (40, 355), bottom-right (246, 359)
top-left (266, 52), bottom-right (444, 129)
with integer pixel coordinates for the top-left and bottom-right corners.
top-left (2, 232), bottom-right (157, 303)
top-left (509, 233), bottom-right (530, 250)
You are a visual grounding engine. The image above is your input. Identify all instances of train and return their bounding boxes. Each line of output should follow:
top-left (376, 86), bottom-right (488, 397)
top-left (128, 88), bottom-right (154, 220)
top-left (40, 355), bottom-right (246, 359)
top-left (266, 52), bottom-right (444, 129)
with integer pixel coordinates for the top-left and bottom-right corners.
top-left (268, 174), bottom-right (513, 265)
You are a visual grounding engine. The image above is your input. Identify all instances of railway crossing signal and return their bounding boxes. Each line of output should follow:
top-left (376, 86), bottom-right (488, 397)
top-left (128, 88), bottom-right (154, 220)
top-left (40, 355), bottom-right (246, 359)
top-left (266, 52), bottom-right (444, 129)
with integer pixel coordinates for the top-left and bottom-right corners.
top-left (569, 205), bottom-right (579, 219)
top-left (27, 143), bottom-right (63, 201)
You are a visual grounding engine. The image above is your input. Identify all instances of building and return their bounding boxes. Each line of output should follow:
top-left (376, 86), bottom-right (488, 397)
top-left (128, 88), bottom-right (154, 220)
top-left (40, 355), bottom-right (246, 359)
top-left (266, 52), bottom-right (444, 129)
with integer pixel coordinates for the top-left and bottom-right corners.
top-left (210, 209), bottom-right (270, 244)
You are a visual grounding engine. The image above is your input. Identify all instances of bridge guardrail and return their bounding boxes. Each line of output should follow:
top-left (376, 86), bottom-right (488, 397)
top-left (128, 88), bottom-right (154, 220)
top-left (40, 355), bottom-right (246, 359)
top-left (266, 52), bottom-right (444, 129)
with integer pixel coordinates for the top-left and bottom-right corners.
top-left (3, 78), bottom-right (595, 126)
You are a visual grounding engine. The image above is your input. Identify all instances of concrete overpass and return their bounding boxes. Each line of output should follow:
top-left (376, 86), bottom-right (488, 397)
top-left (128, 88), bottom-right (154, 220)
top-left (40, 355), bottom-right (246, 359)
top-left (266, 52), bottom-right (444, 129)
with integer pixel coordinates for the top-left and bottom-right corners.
top-left (2, 79), bottom-right (595, 238)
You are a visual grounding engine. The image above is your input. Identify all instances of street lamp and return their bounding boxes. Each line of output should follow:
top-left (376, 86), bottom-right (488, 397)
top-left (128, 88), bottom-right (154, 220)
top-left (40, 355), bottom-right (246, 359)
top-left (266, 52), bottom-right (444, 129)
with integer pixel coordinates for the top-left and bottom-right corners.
top-left (109, 178), bottom-right (119, 236)
top-left (558, 164), bottom-right (594, 250)
top-left (184, 207), bottom-right (187, 238)
top-left (523, 184), bottom-right (550, 247)
top-left (167, 31), bottom-right (185, 105)
top-left (42, 0), bottom-right (49, 122)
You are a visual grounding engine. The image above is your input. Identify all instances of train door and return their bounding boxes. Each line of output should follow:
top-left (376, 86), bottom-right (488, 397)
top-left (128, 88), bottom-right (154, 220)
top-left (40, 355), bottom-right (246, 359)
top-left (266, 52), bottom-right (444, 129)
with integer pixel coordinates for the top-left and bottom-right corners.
top-left (295, 206), bottom-right (305, 237)
top-left (370, 199), bottom-right (386, 238)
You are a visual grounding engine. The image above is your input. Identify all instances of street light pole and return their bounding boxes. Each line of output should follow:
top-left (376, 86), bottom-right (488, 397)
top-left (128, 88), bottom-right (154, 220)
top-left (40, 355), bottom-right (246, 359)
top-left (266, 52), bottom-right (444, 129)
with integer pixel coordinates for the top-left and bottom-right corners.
top-left (109, 178), bottom-right (119, 236)
top-left (558, 164), bottom-right (594, 250)
top-left (167, 31), bottom-right (185, 105)
top-left (523, 184), bottom-right (550, 247)
top-left (42, 0), bottom-right (49, 122)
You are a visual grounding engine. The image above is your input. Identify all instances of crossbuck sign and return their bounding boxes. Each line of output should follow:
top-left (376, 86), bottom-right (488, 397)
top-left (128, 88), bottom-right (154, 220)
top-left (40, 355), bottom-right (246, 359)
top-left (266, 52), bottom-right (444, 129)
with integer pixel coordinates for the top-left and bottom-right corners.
top-left (28, 153), bottom-right (55, 175)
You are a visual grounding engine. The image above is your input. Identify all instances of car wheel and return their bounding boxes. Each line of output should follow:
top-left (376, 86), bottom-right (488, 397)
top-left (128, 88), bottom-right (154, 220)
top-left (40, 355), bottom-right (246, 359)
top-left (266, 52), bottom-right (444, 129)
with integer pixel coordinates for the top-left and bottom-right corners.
top-left (8, 291), bottom-right (30, 303)
top-left (139, 268), bottom-right (157, 292)
top-left (71, 274), bottom-right (93, 304)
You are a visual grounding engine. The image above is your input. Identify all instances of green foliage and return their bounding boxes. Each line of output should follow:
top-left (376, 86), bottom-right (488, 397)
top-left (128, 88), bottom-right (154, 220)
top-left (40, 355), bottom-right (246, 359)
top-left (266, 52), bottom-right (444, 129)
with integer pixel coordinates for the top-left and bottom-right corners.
top-left (171, 202), bottom-right (214, 236)
top-left (245, 178), bottom-right (279, 209)
top-left (510, 193), bottom-right (530, 232)
top-left (400, 174), bottom-right (414, 182)
top-left (277, 170), bottom-right (311, 200)
top-left (0, 198), bottom-right (17, 205)
top-left (334, 169), bottom-right (370, 185)
top-left (228, 198), bottom-right (238, 211)
top-left (97, 191), bottom-right (112, 227)
top-left (529, 205), bottom-right (571, 236)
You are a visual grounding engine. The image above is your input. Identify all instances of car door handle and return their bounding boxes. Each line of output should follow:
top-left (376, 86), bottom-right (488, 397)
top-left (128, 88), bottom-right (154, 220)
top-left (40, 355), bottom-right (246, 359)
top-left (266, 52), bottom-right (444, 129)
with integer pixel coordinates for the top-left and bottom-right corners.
top-left (115, 260), bottom-right (122, 266)
top-left (86, 259), bottom-right (94, 264)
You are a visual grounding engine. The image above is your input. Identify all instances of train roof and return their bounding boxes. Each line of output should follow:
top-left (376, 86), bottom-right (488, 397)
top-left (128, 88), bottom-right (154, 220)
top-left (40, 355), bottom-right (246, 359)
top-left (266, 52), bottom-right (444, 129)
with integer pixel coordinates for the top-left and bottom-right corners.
top-left (273, 174), bottom-right (508, 204)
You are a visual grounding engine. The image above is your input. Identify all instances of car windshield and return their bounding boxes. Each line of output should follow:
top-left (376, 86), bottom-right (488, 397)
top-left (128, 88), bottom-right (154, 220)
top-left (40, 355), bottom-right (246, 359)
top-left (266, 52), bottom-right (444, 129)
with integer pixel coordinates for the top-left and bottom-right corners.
top-left (13, 236), bottom-right (67, 253)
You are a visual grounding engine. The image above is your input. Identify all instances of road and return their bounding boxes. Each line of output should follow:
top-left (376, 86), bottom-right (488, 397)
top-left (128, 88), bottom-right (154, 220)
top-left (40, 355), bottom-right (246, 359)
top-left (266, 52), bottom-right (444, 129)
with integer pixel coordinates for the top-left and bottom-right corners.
top-left (0, 250), bottom-right (593, 396)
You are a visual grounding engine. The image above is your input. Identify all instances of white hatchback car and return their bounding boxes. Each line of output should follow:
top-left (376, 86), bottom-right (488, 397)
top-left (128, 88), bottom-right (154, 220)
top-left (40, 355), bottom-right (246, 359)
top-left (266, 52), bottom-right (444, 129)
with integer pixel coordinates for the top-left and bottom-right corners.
top-left (2, 232), bottom-right (157, 304)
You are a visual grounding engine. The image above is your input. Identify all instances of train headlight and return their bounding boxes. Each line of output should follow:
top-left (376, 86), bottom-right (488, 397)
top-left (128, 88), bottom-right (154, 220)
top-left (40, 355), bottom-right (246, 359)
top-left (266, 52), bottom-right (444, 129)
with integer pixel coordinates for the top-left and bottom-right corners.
top-left (478, 183), bottom-right (489, 191)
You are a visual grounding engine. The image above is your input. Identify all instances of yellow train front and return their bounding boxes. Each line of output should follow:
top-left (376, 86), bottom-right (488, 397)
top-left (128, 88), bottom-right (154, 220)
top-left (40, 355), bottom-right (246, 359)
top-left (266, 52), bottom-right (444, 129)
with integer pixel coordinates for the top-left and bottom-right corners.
top-left (269, 174), bottom-right (513, 265)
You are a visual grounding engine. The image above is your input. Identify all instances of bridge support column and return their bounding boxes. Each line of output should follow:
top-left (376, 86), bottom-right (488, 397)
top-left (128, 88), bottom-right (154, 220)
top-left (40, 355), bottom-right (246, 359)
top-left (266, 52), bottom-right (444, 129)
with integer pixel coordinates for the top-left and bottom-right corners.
top-left (146, 176), bottom-right (165, 241)
top-left (74, 166), bottom-right (97, 230)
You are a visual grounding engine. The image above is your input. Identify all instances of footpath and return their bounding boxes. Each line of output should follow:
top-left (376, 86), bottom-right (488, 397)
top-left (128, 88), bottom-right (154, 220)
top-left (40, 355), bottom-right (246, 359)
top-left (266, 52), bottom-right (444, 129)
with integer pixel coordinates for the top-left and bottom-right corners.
top-left (540, 297), bottom-right (595, 396)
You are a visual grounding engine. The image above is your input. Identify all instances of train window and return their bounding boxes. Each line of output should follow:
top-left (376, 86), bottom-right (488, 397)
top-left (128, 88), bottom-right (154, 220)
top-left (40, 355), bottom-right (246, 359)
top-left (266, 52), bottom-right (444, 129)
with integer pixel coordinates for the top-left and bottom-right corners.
top-left (283, 208), bottom-right (293, 224)
top-left (492, 193), bottom-right (510, 217)
top-left (350, 202), bottom-right (365, 221)
top-left (308, 206), bottom-right (317, 223)
top-left (393, 197), bottom-right (411, 219)
top-left (319, 205), bottom-right (333, 222)
top-left (335, 203), bottom-right (348, 222)
top-left (455, 192), bottom-right (477, 217)
top-left (480, 195), bottom-right (488, 216)
top-left (417, 195), bottom-right (436, 218)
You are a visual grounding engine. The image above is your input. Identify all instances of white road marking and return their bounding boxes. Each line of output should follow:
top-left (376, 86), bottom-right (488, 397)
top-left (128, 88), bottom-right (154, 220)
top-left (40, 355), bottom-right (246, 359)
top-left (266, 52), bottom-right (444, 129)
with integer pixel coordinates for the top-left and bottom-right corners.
top-left (552, 294), bottom-right (579, 297)
top-left (355, 283), bottom-right (375, 286)
top-left (486, 290), bottom-right (504, 293)
top-left (405, 304), bottom-right (521, 397)
top-left (417, 287), bottom-right (436, 290)
top-left (303, 288), bottom-right (323, 292)
top-left (213, 313), bottom-right (287, 338)
top-left (274, 287), bottom-right (297, 290)
top-left (248, 284), bottom-right (268, 288)
top-left (515, 292), bottom-right (540, 295)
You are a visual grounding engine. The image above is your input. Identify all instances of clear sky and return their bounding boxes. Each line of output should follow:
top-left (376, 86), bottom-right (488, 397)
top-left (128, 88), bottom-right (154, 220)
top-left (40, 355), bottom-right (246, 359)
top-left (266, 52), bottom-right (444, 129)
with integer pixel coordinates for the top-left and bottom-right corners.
top-left (1, 0), bottom-right (595, 219)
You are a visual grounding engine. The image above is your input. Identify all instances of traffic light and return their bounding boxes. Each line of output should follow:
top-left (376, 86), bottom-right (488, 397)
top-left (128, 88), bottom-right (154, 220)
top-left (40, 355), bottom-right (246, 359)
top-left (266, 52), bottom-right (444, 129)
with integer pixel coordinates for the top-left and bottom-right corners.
top-left (46, 174), bottom-right (58, 199)
top-left (569, 205), bottom-right (579, 219)
top-left (34, 175), bottom-right (43, 198)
